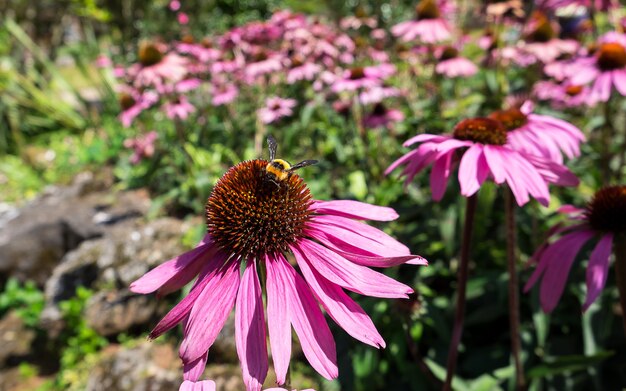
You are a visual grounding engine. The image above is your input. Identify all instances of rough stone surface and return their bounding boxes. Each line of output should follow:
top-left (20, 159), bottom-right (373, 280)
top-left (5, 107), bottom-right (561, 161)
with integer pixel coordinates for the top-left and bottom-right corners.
top-left (85, 342), bottom-right (180, 391)
top-left (0, 312), bottom-right (35, 367)
top-left (41, 217), bottom-right (191, 338)
top-left (0, 171), bottom-right (150, 286)
top-left (85, 290), bottom-right (162, 337)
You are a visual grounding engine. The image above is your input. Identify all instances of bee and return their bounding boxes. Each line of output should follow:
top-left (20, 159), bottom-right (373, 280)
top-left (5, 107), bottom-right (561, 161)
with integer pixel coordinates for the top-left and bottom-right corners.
top-left (265, 135), bottom-right (318, 186)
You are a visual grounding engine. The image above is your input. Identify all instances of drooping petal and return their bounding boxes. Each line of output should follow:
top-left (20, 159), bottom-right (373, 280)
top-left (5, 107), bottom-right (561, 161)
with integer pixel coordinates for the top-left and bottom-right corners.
top-left (265, 253), bottom-right (291, 385)
top-left (183, 353), bottom-right (208, 382)
top-left (458, 144), bottom-right (485, 197)
top-left (130, 235), bottom-right (214, 295)
top-left (292, 244), bottom-right (385, 348)
top-left (311, 215), bottom-right (410, 254)
top-left (298, 239), bottom-right (413, 298)
top-left (236, 259), bottom-right (268, 391)
top-left (538, 229), bottom-right (595, 312)
top-left (430, 151), bottom-right (454, 201)
top-left (272, 255), bottom-right (338, 380)
top-left (483, 145), bottom-right (506, 184)
top-left (310, 200), bottom-right (398, 221)
top-left (582, 233), bottom-right (614, 311)
top-left (179, 380), bottom-right (217, 391)
top-left (180, 260), bottom-right (240, 363)
top-left (149, 250), bottom-right (229, 339)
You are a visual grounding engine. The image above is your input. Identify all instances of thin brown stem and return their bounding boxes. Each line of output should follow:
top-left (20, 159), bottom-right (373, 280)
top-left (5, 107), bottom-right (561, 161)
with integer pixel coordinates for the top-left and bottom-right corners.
top-left (614, 233), bottom-right (626, 336)
top-left (443, 194), bottom-right (478, 391)
top-left (505, 188), bottom-right (526, 391)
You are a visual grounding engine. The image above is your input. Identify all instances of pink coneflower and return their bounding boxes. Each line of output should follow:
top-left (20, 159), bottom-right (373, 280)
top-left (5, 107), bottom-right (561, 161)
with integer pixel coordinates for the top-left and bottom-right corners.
top-left (169, 0), bottom-right (181, 11)
top-left (245, 51), bottom-right (283, 79)
top-left (332, 64), bottom-right (395, 93)
top-left (286, 56), bottom-right (321, 84)
top-left (131, 137), bottom-right (426, 389)
top-left (359, 85), bottom-right (401, 105)
top-left (177, 12), bottom-right (189, 25)
top-left (489, 101), bottom-right (585, 164)
top-left (565, 32), bottom-right (626, 104)
top-left (391, 0), bottom-right (452, 43)
top-left (163, 96), bottom-right (196, 121)
top-left (118, 90), bottom-right (159, 128)
top-left (258, 97), bottom-right (297, 124)
top-left (525, 186), bottom-right (626, 312)
top-left (123, 131), bottom-right (158, 164)
top-left (516, 11), bottom-right (580, 64)
top-left (363, 103), bottom-right (404, 129)
top-left (131, 42), bottom-right (188, 89)
top-left (210, 82), bottom-right (238, 106)
top-left (386, 117), bottom-right (578, 206)
top-left (434, 46), bottom-right (478, 78)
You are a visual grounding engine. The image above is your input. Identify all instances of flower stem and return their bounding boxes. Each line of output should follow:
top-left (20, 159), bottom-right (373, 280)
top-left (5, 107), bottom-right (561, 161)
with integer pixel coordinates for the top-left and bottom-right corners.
top-left (443, 194), bottom-right (477, 391)
top-left (614, 233), bottom-right (626, 337)
top-left (505, 188), bottom-right (526, 391)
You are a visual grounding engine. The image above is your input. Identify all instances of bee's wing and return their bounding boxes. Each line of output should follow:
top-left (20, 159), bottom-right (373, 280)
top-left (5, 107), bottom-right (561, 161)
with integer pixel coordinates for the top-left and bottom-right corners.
top-left (289, 159), bottom-right (318, 171)
top-left (267, 135), bottom-right (278, 161)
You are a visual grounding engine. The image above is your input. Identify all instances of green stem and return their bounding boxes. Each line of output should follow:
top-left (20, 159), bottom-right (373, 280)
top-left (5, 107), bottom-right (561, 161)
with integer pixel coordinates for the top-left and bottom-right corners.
top-left (614, 233), bottom-right (626, 337)
top-left (443, 194), bottom-right (478, 391)
top-left (505, 188), bottom-right (526, 391)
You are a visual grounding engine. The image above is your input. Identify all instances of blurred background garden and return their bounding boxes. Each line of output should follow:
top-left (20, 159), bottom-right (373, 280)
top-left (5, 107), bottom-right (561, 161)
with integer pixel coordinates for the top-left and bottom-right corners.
top-left (1, 0), bottom-right (626, 390)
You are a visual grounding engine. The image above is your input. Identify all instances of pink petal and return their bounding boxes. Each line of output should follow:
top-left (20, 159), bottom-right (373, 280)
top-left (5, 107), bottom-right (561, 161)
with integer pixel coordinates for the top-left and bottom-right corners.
top-left (306, 228), bottom-right (426, 266)
top-left (180, 260), bottom-right (240, 363)
top-left (292, 244), bottom-right (385, 348)
top-left (539, 229), bottom-right (595, 312)
top-left (149, 250), bottom-right (229, 339)
top-left (272, 255), bottom-right (338, 380)
top-left (130, 236), bottom-right (214, 295)
top-left (310, 200), bottom-right (398, 221)
top-left (483, 145), bottom-right (506, 184)
top-left (311, 215), bottom-right (410, 254)
top-left (430, 151), bottom-right (453, 201)
top-left (613, 69), bottom-right (626, 96)
top-left (179, 380), bottom-right (216, 391)
top-left (297, 239), bottom-right (413, 298)
top-left (402, 133), bottom-right (446, 147)
top-left (582, 233), bottom-right (614, 311)
top-left (458, 144), bottom-right (485, 197)
top-left (236, 260), bottom-right (268, 391)
top-left (183, 353), bottom-right (208, 382)
top-left (265, 253), bottom-right (291, 385)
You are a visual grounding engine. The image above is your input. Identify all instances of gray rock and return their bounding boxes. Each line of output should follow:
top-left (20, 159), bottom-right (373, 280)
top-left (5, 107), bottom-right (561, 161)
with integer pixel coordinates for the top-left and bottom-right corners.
top-left (85, 342), bottom-right (179, 391)
top-left (0, 172), bottom-right (150, 286)
top-left (85, 290), bottom-right (161, 337)
top-left (0, 311), bottom-right (35, 367)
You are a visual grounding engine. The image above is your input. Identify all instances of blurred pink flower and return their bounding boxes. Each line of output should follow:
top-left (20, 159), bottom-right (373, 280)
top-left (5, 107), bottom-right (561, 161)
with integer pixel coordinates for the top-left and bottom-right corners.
top-left (211, 82), bottom-right (238, 106)
top-left (286, 61), bottom-right (321, 84)
top-left (169, 0), bottom-right (181, 11)
top-left (123, 131), bottom-right (158, 164)
top-left (245, 53), bottom-right (283, 79)
top-left (130, 45), bottom-right (188, 90)
top-left (363, 104), bottom-right (404, 129)
top-left (177, 12), bottom-right (189, 25)
top-left (386, 117), bottom-right (579, 206)
top-left (391, 0), bottom-right (452, 43)
top-left (490, 101), bottom-right (585, 164)
top-left (131, 154), bottom-right (426, 389)
top-left (434, 47), bottom-right (478, 78)
top-left (332, 64), bottom-right (395, 92)
top-left (95, 54), bottom-right (112, 68)
top-left (359, 85), bottom-right (400, 105)
top-left (163, 96), bottom-right (196, 120)
top-left (258, 97), bottom-right (297, 124)
top-left (525, 186), bottom-right (626, 312)
top-left (565, 32), bottom-right (626, 105)
top-left (534, 81), bottom-right (589, 108)
top-left (118, 90), bottom-right (158, 128)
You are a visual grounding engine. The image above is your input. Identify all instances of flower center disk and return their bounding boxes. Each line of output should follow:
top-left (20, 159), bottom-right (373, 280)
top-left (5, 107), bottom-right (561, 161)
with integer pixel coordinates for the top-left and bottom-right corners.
top-left (206, 159), bottom-right (313, 259)
top-left (453, 117), bottom-right (507, 145)
top-left (415, 0), bottom-right (440, 20)
top-left (138, 42), bottom-right (164, 67)
top-left (586, 185), bottom-right (626, 233)
top-left (597, 42), bottom-right (626, 71)
top-left (489, 108), bottom-right (528, 131)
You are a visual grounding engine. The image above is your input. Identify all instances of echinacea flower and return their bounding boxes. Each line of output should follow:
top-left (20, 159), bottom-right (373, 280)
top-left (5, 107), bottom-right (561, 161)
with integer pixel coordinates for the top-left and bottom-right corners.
top-left (332, 64), bottom-right (395, 93)
top-left (434, 46), bottom-right (478, 78)
top-left (525, 186), bottom-right (626, 312)
top-left (258, 97), bottom-right (297, 124)
top-left (118, 90), bottom-right (159, 128)
top-left (130, 42), bottom-right (188, 90)
top-left (565, 32), bottom-right (626, 105)
top-left (386, 117), bottom-right (578, 206)
top-left (391, 0), bottom-right (452, 44)
top-left (163, 96), bottom-right (196, 121)
top-left (363, 103), bottom-right (404, 129)
top-left (123, 131), bottom-right (158, 164)
top-left (180, 380), bottom-right (215, 391)
top-left (489, 101), bottom-right (585, 164)
top-left (131, 137), bottom-right (426, 390)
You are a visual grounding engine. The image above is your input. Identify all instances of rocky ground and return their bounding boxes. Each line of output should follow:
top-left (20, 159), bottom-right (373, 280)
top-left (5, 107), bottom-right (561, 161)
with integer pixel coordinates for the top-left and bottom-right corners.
top-left (0, 172), bottom-right (254, 390)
